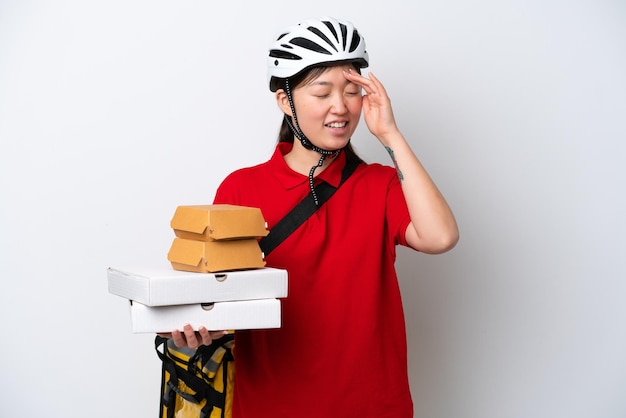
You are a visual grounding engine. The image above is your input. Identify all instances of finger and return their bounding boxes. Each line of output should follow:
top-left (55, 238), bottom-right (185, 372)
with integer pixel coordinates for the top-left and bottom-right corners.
top-left (343, 69), bottom-right (373, 89)
top-left (197, 326), bottom-right (215, 346)
top-left (367, 72), bottom-right (388, 95)
top-left (183, 324), bottom-right (200, 348)
top-left (171, 329), bottom-right (187, 348)
top-left (210, 330), bottom-right (229, 339)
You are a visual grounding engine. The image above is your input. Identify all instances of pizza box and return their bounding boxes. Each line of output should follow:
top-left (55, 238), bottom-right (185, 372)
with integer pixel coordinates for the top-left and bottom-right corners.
top-left (108, 265), bottom-right (288, 306)
top-left (128, 298), bottom-right (281, 333)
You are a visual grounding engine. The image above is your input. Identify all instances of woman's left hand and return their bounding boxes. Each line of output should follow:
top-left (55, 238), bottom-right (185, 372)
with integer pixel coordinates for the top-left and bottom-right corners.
top-left (157, 324), bottom-right (228, 349)
top-left (343, 69), bottom-right (399, 144)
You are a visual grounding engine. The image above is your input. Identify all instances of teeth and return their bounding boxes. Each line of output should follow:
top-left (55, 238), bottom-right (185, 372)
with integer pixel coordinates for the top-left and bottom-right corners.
top-left (327, 122), bottom-right (347, 128)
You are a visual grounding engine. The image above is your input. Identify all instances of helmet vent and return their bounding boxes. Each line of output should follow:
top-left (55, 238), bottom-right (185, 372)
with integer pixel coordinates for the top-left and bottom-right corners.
top-left (269, 49), bottom-right (302, 60)
top-left (307, 26), bottom-right (339, 52)
top-left (290, 37), bottom-right (332, 55)
top-left (348, 29), bottom-right (361, 53)
top-left (322, 21), bottom-right (339, 43)
top-left (340, 24), bottom-right (348, 49)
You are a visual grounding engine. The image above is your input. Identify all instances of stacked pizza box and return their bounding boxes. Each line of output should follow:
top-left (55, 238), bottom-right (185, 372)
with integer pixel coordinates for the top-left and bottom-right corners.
top-left (107, 205), bottom-right (288, 333)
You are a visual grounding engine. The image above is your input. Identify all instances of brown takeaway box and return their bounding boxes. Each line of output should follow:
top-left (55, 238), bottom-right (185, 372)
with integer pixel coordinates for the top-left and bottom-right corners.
top-left (168, 237), bottom-right (266, 273)
top-left (171, 204), bottom-right (269, 241)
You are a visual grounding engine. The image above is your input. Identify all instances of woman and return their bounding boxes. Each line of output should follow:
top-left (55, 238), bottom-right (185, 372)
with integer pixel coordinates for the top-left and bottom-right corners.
top-left (170, 16), bottom-right (458, 417)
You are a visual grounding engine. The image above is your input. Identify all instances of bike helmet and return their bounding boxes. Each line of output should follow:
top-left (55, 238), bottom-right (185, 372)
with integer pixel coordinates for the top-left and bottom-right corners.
top-left (267, 16), bottom-right (369, 92)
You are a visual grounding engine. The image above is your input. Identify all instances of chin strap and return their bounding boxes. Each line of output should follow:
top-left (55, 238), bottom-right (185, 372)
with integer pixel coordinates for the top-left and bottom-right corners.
top-left (284, 78), bottom-right (342, 205)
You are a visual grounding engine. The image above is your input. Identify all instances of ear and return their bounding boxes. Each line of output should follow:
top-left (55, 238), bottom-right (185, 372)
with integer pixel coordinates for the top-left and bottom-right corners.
top-left (275, 89), bottom-right (293, 116)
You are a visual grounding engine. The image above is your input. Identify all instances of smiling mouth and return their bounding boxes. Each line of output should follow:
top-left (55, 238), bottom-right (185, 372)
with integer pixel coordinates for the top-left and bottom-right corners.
top-left (326, 122), bottom-right (347, 128)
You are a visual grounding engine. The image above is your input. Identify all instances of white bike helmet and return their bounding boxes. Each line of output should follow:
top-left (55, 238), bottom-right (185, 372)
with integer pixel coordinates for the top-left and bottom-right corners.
top-left (267, 17), bottom-right (369, 92)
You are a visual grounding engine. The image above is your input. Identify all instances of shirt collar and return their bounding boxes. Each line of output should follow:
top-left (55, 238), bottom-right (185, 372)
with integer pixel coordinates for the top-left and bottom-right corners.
top-left (269, 142), bottom-right (347, 190)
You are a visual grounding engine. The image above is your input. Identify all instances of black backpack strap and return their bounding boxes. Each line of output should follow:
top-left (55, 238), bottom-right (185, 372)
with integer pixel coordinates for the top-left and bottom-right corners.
top-left (156, 336), bottom-right (189, 418)
top-left (199, 341), bottom-right (234, 418)
top-left (259, 157), bottom-right (360, 257)
top-left (156, 337), bottom-right (205, 408)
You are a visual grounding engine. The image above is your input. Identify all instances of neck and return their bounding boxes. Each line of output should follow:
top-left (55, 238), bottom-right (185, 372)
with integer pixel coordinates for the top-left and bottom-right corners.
top-left (284, 139), bottom-right (336, 176)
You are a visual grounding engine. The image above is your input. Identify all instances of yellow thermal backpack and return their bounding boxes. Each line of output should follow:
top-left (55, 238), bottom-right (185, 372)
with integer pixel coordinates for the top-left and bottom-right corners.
top-left (155, 334), bottom-right (234, 418)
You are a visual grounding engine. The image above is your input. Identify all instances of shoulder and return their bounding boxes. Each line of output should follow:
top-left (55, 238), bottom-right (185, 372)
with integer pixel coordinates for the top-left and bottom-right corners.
top-left (219, 143), bottom-right (285, 187)
top-left (214, 160), bottom-right (272, 204)
top-left (360, 162), bottom-right (396, 175)
top-left (220, 159), bottom-right (272, 185)
top-left (353, 162), bottom-right (398, 186)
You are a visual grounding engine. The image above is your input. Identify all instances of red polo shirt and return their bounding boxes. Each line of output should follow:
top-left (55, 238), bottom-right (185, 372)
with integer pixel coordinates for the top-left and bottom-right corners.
top-left (214, 142), bottom-right (414, 418)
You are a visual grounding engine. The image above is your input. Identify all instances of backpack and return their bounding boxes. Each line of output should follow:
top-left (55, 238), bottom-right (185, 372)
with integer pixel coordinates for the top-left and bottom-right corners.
top-left (155, 333), bottom-right (235, 418)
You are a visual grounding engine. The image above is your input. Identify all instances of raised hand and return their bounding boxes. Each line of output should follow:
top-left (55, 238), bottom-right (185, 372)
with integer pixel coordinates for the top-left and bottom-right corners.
top-left (343, 69), bottom-right (399, 143)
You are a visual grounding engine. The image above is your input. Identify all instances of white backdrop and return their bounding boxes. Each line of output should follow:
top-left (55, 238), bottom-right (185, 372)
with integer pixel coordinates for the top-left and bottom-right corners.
top-left (1, 1), bottom-right (625, 417)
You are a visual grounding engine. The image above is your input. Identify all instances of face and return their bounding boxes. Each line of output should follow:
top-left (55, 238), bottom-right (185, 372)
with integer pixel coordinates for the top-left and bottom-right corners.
top-left (278, 65), bottom-right (363, 151)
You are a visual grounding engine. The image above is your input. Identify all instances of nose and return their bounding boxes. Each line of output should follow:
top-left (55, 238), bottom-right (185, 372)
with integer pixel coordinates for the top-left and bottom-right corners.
top-left (330, 93), bottom-right (348, 114)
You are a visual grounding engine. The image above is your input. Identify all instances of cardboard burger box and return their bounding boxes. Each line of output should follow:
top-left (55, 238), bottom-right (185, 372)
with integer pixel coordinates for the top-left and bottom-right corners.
top-left (107, 265), bottom-right (288, 306)
top-left (128, 298), bottom-right (281, 333)
top-left (168, 237), bottom-right (265, 273)
top-left (170, 204), bottom-right (269, 241)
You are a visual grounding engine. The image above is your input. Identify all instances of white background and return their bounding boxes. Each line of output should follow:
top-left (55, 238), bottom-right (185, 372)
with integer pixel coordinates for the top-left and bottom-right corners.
top-left (1, 1), bottom-right (625, 417)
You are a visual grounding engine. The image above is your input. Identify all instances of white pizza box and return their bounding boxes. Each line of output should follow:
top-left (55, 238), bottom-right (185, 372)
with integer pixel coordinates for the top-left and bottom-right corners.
top-left (128, 298), bottom-right (282, 333)
top-left (107, 265), bottom-right (288, 306)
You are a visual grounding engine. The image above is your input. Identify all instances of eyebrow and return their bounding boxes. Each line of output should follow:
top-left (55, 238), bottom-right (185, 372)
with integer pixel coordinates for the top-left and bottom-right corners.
top-left (308, 79), bottom-right (355, 87)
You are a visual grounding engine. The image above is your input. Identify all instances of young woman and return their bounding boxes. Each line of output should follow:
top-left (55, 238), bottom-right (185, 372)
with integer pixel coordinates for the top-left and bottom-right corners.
top-left (170, 16), bottom-right (459, 417)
